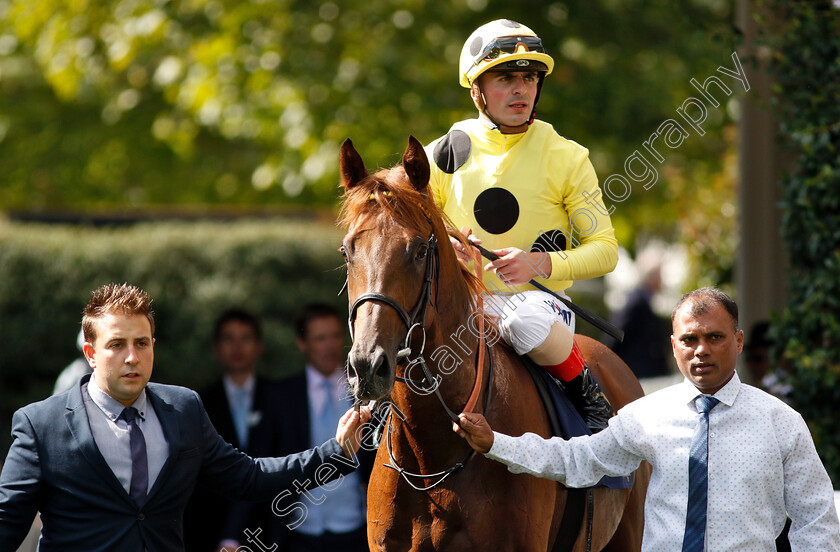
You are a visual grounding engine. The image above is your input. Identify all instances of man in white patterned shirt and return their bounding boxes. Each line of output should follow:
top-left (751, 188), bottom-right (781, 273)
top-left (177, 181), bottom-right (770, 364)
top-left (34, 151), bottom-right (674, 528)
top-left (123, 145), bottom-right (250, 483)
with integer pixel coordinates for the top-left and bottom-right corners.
top-left (454, 287), bottom-right (840, 551)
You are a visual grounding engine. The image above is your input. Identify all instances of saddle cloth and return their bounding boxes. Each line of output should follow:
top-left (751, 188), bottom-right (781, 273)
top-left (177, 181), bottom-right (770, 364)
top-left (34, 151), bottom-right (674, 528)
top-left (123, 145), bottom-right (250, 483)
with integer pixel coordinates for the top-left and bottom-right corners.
top-left (523, 355), bottom-right (634, 490)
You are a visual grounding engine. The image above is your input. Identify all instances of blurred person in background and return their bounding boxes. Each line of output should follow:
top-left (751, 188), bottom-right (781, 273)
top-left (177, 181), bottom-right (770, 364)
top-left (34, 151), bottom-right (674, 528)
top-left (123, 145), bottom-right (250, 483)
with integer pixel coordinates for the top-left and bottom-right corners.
top-left (53, 328), bottom-right (93, 395)
top-left (743, 320), bottom-right (792, 402)
top-left (184, 309), bottom-right (288, 551)
top-left (269, 303), bottom-right (373, 552)
top-left (603, 248), bottom-right (671, 379)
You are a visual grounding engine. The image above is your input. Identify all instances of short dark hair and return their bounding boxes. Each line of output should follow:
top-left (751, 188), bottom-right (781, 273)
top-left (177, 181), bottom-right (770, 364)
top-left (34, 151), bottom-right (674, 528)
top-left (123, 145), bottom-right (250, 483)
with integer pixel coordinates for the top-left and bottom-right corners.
top-left (83, 283), bottom-right (155, 343)
top-left (294, 303), bottom-right (343, 339)
top-left (671, 287), bottom-right (739, 331)
top-left (213, 308), bottom-right (262, 343)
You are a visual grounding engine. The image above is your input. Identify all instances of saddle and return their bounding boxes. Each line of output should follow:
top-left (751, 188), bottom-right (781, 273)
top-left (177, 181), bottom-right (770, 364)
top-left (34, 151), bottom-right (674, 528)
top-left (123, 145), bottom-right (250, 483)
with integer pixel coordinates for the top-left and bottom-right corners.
top-left (520, 354), bottom-right (634, 490)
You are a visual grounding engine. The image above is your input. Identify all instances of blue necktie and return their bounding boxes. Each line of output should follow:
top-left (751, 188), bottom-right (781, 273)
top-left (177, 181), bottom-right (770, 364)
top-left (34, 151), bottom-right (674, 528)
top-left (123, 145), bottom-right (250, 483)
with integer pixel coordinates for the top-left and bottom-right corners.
top-left (682, 394), bottom-right (720, 552)
top-left (318, 379), bottom-right (338, 444)
top-left (232, 387), bottom-right (250, 449)
top-left (120, 407), bottom-right (148, 507)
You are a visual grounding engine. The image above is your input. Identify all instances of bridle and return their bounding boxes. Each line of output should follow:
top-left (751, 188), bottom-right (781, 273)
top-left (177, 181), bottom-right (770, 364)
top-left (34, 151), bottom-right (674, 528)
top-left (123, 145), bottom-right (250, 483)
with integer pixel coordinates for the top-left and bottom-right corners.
top-left (348, 231), bottom-right (439, 353)
top-left (345, 225), bottom-right (494, 491)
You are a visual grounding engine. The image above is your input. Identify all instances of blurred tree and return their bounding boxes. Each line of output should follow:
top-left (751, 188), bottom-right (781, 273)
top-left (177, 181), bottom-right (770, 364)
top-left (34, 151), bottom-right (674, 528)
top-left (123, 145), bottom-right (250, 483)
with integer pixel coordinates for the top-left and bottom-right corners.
top-left (0, 0), bottom-right (737, 284)
top-left (0, 0), bottom-right (738, 285)
top-left (758, 0), bottom-right (840, 483)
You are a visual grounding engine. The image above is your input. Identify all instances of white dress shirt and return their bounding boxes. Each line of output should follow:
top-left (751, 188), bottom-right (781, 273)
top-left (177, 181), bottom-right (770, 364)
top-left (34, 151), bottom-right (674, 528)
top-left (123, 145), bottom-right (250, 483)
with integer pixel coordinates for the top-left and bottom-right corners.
top-left (486, 373), bottom-right (840, 552)
top-left (84, 375), bottom-right (169, 497)
top-left (223, 373), bottom-right (256, 448)
top-left (297, 365), bottom-right (365, 536)
top-left (305, 365), bottom-right (348, 418)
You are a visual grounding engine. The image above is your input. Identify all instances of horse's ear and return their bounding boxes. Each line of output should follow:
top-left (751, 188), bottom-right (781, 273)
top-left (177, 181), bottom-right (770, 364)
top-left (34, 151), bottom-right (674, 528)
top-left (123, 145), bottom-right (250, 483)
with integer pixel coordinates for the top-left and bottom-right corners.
top-left (402, 135), bottom-right (430, 193)
top-left (339, 138), bottom-right (369, 189)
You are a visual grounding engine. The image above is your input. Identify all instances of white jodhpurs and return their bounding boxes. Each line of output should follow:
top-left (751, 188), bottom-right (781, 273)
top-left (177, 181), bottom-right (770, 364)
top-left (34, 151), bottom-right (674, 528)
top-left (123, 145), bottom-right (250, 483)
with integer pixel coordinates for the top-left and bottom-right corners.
top-left (483, 289), bottom-right (576, 356)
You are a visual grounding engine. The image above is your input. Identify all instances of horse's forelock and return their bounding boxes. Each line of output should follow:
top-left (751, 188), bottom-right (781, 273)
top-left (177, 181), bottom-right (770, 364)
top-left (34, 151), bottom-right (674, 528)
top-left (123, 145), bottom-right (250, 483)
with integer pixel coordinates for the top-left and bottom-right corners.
top-left (338, 163), bottom-right (486, 299)
top-left (340, 166), bottom-right (435, 233)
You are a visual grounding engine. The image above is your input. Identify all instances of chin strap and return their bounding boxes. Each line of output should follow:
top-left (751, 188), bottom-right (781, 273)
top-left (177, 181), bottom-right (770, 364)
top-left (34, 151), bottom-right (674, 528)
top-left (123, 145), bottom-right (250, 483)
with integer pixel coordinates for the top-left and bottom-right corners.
top-left (474, 84), bottom-right (501, 130)
top-left (528, 72), bottom-right (546, 125)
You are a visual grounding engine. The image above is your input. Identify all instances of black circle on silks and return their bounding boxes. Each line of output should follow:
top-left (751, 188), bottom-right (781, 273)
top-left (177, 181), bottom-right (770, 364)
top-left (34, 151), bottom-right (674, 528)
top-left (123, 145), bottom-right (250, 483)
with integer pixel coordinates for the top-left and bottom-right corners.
top-left (473, 188), bottom-right (519, 235)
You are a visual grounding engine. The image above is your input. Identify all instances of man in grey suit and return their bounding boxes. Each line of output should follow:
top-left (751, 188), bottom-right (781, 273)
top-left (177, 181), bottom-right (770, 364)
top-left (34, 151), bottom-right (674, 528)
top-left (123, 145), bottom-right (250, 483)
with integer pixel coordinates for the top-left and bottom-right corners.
top-left (0, 283), bottom-right (371, 552)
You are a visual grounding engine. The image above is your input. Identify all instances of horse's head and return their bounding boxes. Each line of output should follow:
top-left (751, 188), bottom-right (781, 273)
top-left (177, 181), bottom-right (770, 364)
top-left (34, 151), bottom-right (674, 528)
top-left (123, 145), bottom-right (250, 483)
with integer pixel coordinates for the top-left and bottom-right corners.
top-left (339, 136), bottom-right (446, 401)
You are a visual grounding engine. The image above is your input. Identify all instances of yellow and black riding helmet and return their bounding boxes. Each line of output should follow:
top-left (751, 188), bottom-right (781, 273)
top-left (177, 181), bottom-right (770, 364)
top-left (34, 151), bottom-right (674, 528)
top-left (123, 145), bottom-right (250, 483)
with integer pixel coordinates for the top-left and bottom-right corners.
top-left (459, 19), bottom-right (555, 128)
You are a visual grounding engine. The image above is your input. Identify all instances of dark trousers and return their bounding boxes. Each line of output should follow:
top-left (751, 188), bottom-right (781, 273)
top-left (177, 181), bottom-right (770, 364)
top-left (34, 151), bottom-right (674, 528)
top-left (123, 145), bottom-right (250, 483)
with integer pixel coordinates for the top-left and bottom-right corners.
top-left (286, 525), bottom-right (368, 552)
top-left (776, 517), bottom-right (792, 552)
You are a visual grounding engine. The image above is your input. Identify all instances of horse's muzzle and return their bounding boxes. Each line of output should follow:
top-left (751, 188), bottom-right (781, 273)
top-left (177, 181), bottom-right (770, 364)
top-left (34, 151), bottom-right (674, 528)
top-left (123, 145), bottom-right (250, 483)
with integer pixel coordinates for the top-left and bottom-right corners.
top-left (347, 346), bottom-right (394, 401)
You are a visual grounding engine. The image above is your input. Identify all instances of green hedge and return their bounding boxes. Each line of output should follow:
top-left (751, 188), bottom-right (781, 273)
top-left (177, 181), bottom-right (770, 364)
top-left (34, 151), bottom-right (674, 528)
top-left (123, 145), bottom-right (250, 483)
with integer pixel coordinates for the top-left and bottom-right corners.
top-left (762, 2), bottom-right (840, 483)
top-left (0, 218), bottom-right (347, 453)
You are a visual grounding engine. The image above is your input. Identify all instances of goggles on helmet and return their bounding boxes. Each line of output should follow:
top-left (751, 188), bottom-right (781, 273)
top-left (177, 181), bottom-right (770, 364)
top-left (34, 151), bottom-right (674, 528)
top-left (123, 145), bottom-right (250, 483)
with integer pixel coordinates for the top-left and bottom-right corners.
top-left (469, 36), bottom-right (546, 69)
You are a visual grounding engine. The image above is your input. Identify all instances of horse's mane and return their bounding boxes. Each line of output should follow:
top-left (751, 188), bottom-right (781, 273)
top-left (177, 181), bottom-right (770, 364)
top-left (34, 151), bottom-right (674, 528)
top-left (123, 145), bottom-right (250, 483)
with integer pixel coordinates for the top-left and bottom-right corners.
top-left (338, 165), bottom-right (486, 300)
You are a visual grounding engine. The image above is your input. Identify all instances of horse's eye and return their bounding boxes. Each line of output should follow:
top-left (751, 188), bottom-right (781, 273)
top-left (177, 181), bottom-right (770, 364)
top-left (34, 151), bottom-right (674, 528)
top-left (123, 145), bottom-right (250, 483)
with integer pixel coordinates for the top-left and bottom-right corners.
top-left (340, 246), bottom-right (348, 261)
top-left (416, 246), bottom-right (428, 260)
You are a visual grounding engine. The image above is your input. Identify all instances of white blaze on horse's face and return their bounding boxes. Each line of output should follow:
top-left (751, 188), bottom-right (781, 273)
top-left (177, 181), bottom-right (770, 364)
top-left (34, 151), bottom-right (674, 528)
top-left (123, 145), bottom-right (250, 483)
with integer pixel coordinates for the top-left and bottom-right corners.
top-left (339, 136), bottom-right (434, 401)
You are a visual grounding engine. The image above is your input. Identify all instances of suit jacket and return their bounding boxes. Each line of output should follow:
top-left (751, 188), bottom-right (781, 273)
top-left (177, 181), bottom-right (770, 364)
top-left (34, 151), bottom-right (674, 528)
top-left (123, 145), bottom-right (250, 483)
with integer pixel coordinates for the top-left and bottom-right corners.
top-left (271, 372), bottom-right (375, 547)
top-left (0, 374), bottom-right (357, 552)
top-left (184, 376), bottom-right (288, 549)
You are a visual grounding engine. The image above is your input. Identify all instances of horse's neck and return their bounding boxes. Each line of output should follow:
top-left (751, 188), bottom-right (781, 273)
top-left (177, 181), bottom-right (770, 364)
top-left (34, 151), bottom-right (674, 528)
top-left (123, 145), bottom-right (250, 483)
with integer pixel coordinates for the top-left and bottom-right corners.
top-left (388, 270), bottom-right (481, 458)
top-left (428, 265), bottom-right (481, 400)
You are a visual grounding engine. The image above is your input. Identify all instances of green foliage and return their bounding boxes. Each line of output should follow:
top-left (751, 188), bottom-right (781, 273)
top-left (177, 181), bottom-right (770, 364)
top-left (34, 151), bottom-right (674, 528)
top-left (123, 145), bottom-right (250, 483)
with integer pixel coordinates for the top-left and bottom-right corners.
top-left (0, 218), bottom-right (347, 450)
top-left (0, 1), bottom-right (737, 264)
top-left (761, 1), bottom-right (840, 483)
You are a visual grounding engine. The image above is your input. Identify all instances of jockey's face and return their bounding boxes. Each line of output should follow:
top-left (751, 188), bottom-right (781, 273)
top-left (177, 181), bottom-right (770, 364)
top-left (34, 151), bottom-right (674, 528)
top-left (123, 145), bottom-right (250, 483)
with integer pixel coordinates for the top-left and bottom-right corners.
top-left (671, 301), bottom-right (743, 395)
top-left (472, 70), bottom-right (539, 128)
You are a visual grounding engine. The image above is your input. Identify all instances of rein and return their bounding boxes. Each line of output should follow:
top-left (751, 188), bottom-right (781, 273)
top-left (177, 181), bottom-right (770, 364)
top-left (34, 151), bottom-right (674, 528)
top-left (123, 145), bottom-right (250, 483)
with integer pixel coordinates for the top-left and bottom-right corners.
top-left (383, 338), bottom-right (493, 491)
top-left (347, 223), bottom-right (493, 491)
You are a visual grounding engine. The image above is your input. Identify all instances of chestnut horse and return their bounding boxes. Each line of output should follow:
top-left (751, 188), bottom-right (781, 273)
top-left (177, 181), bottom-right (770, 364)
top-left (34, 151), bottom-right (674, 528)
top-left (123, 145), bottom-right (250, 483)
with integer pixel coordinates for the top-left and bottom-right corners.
top-left (339, 136), bottom-right (650, 552)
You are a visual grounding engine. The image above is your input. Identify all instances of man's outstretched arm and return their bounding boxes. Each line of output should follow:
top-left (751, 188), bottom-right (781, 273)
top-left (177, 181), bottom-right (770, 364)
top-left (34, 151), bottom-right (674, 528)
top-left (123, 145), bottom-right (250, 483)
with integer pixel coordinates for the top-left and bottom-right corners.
top-left (453, 411), bottom-right (642, 487)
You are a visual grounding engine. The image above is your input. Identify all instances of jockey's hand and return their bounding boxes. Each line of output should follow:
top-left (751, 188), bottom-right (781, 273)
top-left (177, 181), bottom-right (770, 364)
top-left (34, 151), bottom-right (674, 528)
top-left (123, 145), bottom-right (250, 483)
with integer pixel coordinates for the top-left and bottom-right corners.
top-left (453, 413), bottom-right (494, 454)
top-left (484, 247), bottom-right (551, 285)
top-left (336, 405), bottom-right (373, 458)
top-left (449, 226), bottom-right (482, 266)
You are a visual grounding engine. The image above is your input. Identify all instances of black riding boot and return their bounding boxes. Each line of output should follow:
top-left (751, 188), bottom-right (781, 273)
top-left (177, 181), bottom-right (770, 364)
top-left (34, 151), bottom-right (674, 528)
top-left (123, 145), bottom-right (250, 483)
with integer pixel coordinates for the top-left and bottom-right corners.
top-left (564, 365), bottom-right (613, 433)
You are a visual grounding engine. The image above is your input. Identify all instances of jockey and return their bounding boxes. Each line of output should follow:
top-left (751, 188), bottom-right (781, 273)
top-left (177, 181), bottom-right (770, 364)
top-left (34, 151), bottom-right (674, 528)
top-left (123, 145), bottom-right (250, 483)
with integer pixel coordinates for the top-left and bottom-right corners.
top-left (424, 19), bottom-right (618, 432)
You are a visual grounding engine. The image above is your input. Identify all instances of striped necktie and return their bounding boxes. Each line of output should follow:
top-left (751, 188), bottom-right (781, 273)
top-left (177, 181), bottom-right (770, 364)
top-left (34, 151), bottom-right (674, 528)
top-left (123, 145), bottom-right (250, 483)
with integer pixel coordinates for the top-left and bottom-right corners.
top-left (682, 394), bottom-right (720, 552)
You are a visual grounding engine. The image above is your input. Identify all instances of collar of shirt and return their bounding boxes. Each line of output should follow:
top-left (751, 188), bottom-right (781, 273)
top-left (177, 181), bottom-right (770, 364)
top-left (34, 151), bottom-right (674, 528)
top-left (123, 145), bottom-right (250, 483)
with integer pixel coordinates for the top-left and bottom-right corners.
top-left (88, 372), bottom-right (148, 422)
top-left (223, 372), bottom-right (256, 400)
top-left (305, 364), bottom-right (347, 416)
top-left (468, 118), bottom-right (528, 150)
top-left (678, 371), bottom-right (742, 412)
